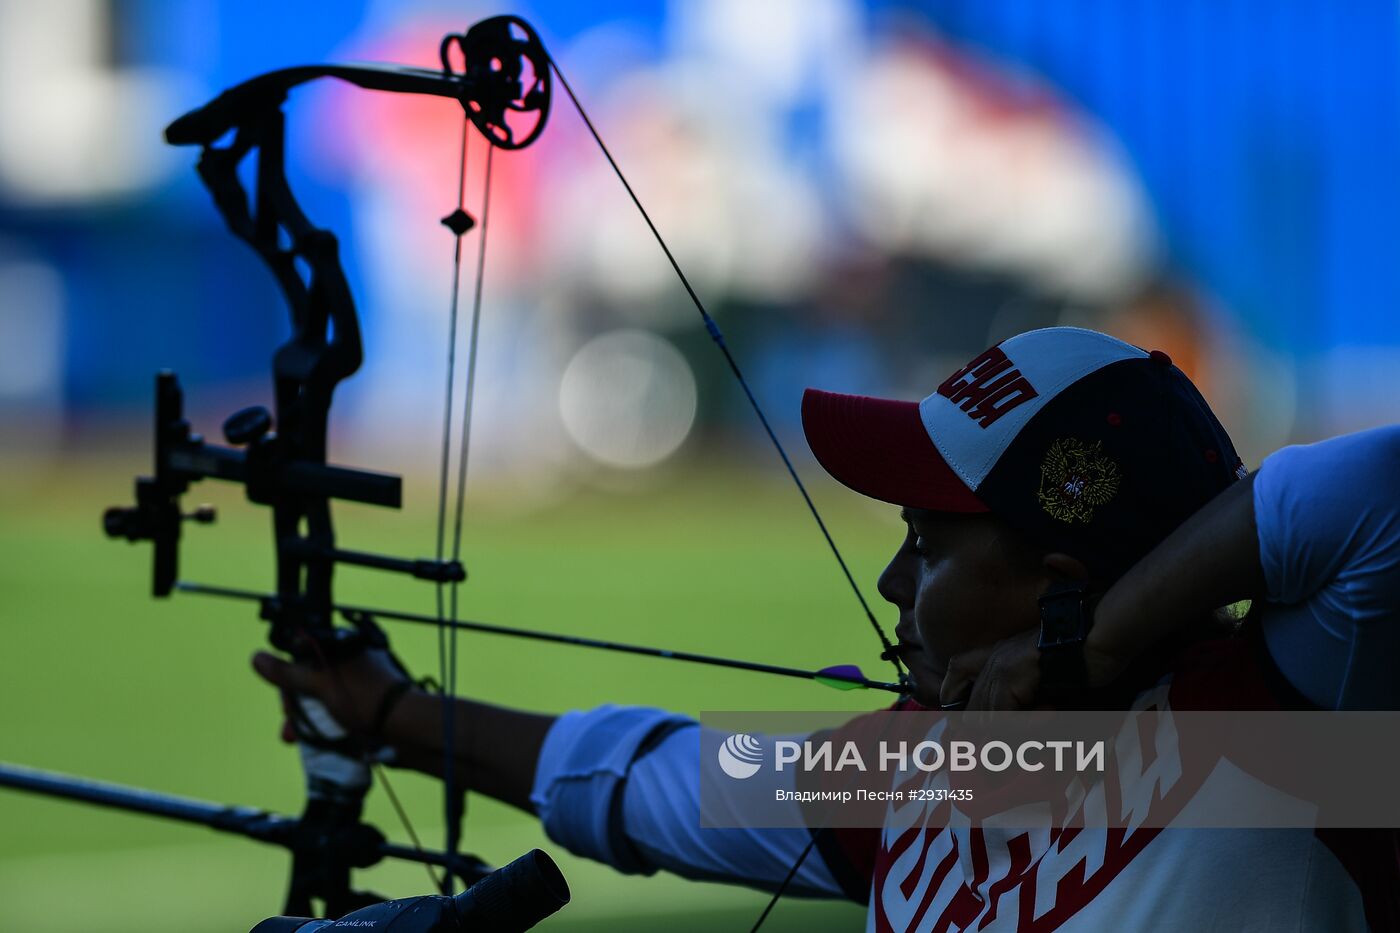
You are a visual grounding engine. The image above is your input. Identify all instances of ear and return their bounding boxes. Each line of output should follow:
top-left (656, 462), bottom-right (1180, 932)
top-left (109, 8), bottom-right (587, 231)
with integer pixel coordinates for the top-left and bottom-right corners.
top-left (1042, 552), bottom-right (1091, 584)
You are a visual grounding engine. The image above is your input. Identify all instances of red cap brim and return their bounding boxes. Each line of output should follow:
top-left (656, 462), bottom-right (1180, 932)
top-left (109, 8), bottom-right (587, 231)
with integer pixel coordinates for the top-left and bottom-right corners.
top-left (801, 388), bottom-right (988, 513)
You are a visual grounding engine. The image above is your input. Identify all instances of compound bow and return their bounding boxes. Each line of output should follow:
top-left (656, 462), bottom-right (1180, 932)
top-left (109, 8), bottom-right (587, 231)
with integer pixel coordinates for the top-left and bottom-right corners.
top-left (0, 13), bottom-right (906, 929)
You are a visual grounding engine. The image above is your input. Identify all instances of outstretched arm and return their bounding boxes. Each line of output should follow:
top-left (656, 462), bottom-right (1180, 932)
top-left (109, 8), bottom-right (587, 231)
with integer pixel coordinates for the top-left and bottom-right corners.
top-left (252, 650), bottom-right (552, 812)
top-left (251, 653), bottom-right (849, 895)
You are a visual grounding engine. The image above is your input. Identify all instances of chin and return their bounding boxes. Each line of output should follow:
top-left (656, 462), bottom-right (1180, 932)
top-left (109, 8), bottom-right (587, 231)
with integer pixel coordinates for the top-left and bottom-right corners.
top-left (905, 673), bottom-right (943, 709)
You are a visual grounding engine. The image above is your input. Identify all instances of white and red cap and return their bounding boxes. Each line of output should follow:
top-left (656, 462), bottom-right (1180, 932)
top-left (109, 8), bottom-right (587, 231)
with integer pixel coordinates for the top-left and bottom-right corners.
top-left (802, 327), bottom-right (1243, 579)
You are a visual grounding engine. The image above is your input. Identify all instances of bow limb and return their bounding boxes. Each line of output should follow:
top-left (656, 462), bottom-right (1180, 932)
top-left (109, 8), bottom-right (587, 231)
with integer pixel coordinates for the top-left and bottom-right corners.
top-left (166, 63), bottom-right (480, 145)
top-left (166, 15), bottom-right (551, 151)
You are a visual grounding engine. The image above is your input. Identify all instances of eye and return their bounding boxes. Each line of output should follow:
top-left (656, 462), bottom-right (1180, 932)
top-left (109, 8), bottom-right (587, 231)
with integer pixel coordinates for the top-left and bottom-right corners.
top-left (900, 523), bottom-right (936, 562)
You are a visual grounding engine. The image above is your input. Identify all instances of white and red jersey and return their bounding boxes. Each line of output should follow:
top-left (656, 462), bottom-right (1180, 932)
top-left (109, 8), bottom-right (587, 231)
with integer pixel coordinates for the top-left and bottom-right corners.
top-left (819, 635), bottom-right (1400, 932)
top-left (531, 427), bottom-right (1400, 929)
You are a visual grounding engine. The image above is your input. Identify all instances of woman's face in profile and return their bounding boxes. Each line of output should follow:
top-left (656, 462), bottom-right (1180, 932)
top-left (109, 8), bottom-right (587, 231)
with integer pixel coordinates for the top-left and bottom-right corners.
top-left (879, 508), bottom-right (1046, 707)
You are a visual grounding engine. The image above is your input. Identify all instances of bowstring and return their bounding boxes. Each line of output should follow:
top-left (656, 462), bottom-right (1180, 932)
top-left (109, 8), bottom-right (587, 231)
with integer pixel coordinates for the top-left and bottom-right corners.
top-left (750, 835), bottom-right (819, 932)
top-left (433, 115), bottom-right (473, 893)
top-left (543, 57), bottom-right (904, 681)
top-left (543, 56), bottom-right (906, 932)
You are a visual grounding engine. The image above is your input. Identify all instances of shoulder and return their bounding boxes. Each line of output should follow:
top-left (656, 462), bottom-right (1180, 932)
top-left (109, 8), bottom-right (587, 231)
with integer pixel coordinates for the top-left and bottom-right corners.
top-left (1255, 425), bottom-right (1400, 520)
top-left (1157, 624), bottom-right (1310, 711)
top-left (1261, 424), bottom-right (1400, 474)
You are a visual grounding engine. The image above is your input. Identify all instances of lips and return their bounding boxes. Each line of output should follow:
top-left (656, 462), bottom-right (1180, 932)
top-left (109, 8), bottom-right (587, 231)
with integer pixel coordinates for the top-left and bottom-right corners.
top-left (894, 619), bottom-right (920, 649)
top-left (892, 620), bottom-right (951, 702)
top-left (894, 641), bottom-right (946, 681)
top-left (893, 639), bottom-right (927, 666)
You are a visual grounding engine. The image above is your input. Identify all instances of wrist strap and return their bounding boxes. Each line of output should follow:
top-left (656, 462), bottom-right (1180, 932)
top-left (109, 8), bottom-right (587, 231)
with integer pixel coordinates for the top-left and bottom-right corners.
top-left (370, 679), bottom-right (414, 739)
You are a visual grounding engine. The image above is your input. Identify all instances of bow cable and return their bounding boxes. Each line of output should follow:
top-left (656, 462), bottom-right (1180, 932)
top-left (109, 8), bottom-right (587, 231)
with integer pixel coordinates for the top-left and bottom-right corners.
top-left (433, 115), bottom-right (473, 892)
top-left (443, 136), bottom-right (496, 888)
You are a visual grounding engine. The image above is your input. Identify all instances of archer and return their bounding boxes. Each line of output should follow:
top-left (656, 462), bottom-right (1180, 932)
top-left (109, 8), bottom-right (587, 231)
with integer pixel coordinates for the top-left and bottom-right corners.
top-left (254, 325), bottom-right (1400, 931)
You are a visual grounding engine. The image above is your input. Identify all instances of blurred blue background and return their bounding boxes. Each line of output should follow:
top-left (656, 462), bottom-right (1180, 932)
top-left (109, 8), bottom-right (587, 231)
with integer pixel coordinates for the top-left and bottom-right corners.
top-left (3, 0), bottom-right (1398, 480)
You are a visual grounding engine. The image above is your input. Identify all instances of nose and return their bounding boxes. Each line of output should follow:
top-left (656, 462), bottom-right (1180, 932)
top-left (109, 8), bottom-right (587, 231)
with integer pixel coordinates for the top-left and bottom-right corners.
top-left (877, 548), bottom-right (913, 610)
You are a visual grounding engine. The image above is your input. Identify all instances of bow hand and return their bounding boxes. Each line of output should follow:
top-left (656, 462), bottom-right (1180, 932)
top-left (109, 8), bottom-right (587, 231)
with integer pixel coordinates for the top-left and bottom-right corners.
top-left (253, 646), bottom-right (414, 744)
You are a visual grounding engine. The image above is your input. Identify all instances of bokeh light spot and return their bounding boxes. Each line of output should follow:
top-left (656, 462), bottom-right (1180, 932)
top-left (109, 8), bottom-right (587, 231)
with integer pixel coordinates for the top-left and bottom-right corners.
top-left (558, 329), bottom-right (697, 468)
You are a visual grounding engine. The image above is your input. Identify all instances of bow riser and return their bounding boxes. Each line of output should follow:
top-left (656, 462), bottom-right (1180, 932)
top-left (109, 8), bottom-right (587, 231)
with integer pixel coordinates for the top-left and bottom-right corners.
top-left (101, 15), bottom-right (557, 915)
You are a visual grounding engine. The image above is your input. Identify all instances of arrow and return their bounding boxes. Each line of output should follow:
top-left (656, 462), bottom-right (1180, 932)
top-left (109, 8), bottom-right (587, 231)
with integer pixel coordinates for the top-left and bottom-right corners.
top-left (177, 582), bottom-right (907, 695)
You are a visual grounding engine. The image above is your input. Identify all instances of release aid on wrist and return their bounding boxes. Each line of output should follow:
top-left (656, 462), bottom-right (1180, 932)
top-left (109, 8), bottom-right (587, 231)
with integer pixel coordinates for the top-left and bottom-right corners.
top-left (1037, 581), bottom-right (1095, 696)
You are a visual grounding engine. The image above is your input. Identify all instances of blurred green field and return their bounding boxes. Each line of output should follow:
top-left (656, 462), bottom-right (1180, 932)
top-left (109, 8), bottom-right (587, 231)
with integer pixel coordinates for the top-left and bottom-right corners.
top-left (0, 450), bottom-right (904, 932)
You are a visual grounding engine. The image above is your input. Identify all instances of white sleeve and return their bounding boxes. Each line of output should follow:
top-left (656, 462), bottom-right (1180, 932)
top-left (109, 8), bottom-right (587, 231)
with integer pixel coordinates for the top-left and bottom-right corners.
top-left (1252, 425), bottom-right (1400, 708)
top-left (529, 705), bottom-right (844, 896)
top-left (529, 704), bottom-right (687, 872)
top-left (621, 723), bottom-right (844, 896)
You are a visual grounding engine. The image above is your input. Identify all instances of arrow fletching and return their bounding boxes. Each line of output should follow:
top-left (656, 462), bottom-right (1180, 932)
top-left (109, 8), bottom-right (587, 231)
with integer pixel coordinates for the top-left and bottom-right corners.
top-left (814, 664), bottom-right (873, 691)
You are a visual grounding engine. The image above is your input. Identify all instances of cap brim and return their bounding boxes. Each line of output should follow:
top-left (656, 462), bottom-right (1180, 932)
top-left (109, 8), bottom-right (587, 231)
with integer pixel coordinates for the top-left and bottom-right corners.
top-left (801, 388), bottom-right (988, 513)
